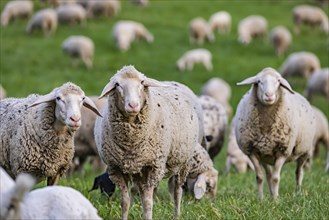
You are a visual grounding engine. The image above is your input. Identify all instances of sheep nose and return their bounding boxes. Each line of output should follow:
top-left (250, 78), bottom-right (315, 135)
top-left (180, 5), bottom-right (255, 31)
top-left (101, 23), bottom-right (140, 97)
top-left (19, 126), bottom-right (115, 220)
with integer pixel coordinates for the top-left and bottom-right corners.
top-left (128, 102), bottom-right (139, 109)
top-left (70, 115), bottom-right (81, 123)
top-left (265, 92), bottom-right (274, 98)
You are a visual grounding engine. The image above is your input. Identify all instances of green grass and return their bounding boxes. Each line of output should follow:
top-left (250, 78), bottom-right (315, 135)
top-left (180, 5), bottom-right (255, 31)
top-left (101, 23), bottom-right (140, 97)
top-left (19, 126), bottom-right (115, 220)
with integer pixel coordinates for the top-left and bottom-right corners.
top-left (1, 0), bottom-right (329, 219)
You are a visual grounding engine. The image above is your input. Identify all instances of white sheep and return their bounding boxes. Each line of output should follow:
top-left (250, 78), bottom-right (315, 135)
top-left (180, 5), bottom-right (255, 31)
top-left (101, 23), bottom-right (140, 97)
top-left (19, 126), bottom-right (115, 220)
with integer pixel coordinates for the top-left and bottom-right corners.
top-left (94, 65), bottom-right (204, 219)
top-left (1, 0), bottom-right (33, 27)
top-left (87, 0), bottom-right (120, 17)
top-left (0, 82), bottom-right (102, 185)
top-left (176, 48), bottom-right (213, 72)
top-left (56, 3), bottom-right (87, 25)
top-left (62, 35), bottom-right (94, 69)
top-left (279, 51), bottom-right (321, 79)
top-left (293, 4), bottom-right (329, 34)
top-left (235, 67), bottom-right (316, 199)
top-left (26, 8), bottom-right (58, 36)
top-left (304, 67), bottom-right (329, 101)
top-left (130, 0), bottom-right (149, 7)
top-left (200, 77), bottom-right (232, 115)
top-left (0, 167), bottom-right (102, 220)
top-left (238, 15), bottom-right (268, 44)
top-left (209, 11), bottom-right (231, 34)
top-left (189, 17), bottom-right (215, 45)
top-left (270, 26), bottom-right (292, 57)
top-left (0, 84), bottom-right (6, 100)
top-left (112, 20), bottom-right (154, 52)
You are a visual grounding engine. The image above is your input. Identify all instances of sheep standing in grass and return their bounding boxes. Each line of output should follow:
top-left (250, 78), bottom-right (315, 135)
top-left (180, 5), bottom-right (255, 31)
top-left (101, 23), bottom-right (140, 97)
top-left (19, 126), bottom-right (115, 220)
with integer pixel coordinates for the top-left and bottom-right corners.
top-left (26, 9), bottom-right (58, 36)
top-left (209, 11), bottom-right (231, 34)
top-left (87, 0), bottom-right (120, 17)
top-left (270, 26), bottom-right (292, 57)
top-left (0, 82), bottom-right (102, 185)
top-left (1, 0), bottom-right (33, 27)
top-left (235, 67), bottom-right (316, 199)
top-left (176, 48), bottom-right (213, 72)
top-left (94, 65), bottom-right (204, 219)
top-left (112, 20), bottom-right (154, 52)
top-left (189, 17), bottom-right (215, 45)
top-left (62, 35), bottom-right (94, 69)
top-left (304, 68), bottom-right (329, 101)
top-left (238, 15), bottom-right (268, 44)
top-left (56, 3), bottom-right (87, 25)
top-left (0, 85), bottom-right (6, 100)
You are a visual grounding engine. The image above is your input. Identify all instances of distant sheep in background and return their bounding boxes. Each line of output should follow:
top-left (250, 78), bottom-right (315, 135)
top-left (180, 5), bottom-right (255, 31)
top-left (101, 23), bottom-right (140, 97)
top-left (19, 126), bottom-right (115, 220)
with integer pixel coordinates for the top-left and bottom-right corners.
top-left (87, 0), bottom-right (120, 17)
top-left (176, 48), bottom-right (213, 72)
top-left (26, 8), bottom-right (58, 36)
top-left (270, 26), bottom-right (292, 57)
top-left (0, 84), bottom-right (6, 100)
top-left (130, 0), bottom-right (149, 7)
top-left (1, 0), bottom-right (33, 27)
top-left (304, 68), bottom-right (329, 101)
top-left (189, 17), bottom-right (215, 45)
top-left (209, 11), bottom-right (231, 34)
top-left (238, 15), bottom-right (268, 44)
top-left (56, 3), bottom-right (87, 25)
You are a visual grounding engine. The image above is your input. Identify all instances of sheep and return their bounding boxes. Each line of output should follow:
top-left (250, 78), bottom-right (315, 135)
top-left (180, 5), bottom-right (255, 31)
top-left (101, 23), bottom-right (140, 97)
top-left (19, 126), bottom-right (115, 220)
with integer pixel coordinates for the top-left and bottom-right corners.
top-left (0, 84), bottom-right (6, 100)
top-left (176, 48), bottom-right (213, 72)
top-left (130, 0), bottom-right (149, 7)
top-left (1, 0), bottom-right (33, 27)
top-left (62, 35), bottom-right (94, 69)
top-left (209, 11), bottom-right (231, 34)
top-left (86, 0), bottom-right (120, 17)
top-left (235, 67), bottom-right (316, 199)
top-left (304, 68), bottom-right (329, 101)
top-left (112, 20), bottom-right (154, 52)
top-left (189, 17), bottom-right (215, 45)
top-left (279, 51), bottom-right (321, 79)
top-left (89, 172), bottom-right (116, 197)
top-left (225, 117), bottom-right (254, 174)
top-left (270, 26), bottom-right (292, 57)
top-left (0, 167), bottom-right (102, 220)
top-left (56, 3), bottom-right (87, 26)
top-left (200, 77), bottom-right (232, 115)
top-left (292, 5), bottom-right (329, 34)
top-left (238, 15), bottom-right (268, 44)
top-left (26, 8), bottom-right (58, 36)
top-left (0, 82), bottom-right (102, 186)
top-left (94, 65), bottom-right (204, 219)
top-left (198, 95), bottom-right (228, 160)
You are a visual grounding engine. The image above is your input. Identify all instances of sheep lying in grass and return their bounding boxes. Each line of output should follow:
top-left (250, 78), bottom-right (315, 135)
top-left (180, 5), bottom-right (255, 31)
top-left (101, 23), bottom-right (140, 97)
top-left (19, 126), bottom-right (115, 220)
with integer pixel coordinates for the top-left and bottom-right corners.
top-left (26, 8), bottom-right (57, 36)
top-left (0, 167), bottom-right (102, 220)
top-left (304, 68), bottom-right (329, 101)
top-left (1, 0), bottom-right (33, 27)
top-left (235, 67), bottom-right (316, 199)
top-left (87, 0), bottom-right (120, 17)
top-left (209, 11), bottom-right (231, 34)
top-left (238, 15), bottom-right (268, 44)
top-left (62, 35), bottom-right (94, 69)
top-left (0, 84), bottom-right (6, 100)
top-left (270, 26), bottom-right (292, 57)
top-left (189, 17), bottom-right (215, 45)
top-left (95, 65), bottom-right (204, 219)
top-left (56, 3), bottom-right (87, 25)
top-left (176, 48), bottom-right (213, 72)
top-left (0, 82), bottom-right (102, 185)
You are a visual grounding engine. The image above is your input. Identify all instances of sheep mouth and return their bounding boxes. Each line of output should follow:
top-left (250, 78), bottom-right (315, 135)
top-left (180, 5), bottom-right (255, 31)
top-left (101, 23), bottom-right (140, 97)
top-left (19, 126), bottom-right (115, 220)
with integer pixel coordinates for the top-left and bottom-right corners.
top-left (67, 124), bottom-right (80, 131)
top-left (263, 98), bottom-right (275, 105)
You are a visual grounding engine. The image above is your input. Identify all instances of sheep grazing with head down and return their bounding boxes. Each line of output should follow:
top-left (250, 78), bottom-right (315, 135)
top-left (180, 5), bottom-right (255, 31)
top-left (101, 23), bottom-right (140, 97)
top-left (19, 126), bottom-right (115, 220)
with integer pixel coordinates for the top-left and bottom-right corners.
top-left (0, 82), bottom-right (102, 185)
top-left (304, 68), bottom-right (329, 101)
top-left (87, 0), bottom-right (120, 17)
top-left (1, 0), bottom-right (33, 27)
top-left (94, 65), bottom-right (204, 220)
top-left (209, 11), bottom-right (231, 34)
top-left (270, 26), bottom-right (292, 57)
top-left (56, 3), bottom-right (87, 26)
top-left (189, 17), bottom-right (215, 45)
top-left (176, 48), bottom-right (213, 72)
top-left (235, 67), bottom-right (316, 199)
top-left (238, 15), bottom-right (268, 44)
top-left (26, 8), bottom-right (58, 36)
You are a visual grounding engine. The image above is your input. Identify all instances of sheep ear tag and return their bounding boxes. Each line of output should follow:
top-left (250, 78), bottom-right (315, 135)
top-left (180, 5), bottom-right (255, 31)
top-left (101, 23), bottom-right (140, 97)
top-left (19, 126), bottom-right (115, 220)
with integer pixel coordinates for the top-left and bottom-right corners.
top-left (194, 177), bottom-right (206, 200)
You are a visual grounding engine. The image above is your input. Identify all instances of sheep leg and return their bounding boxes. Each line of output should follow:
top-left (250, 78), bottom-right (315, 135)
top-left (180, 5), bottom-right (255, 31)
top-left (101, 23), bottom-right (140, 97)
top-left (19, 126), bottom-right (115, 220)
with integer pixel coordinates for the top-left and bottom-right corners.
top-left (224, 157), bottom-right (231, 174)
top-left (263, 164), bottom-right (273, 196)
top-left (249, 154), bottom-right (264, 199)
top-left (138, 184), bottom-right (154, 220)
top-left (325, 152), bottom-right (329, 172)
top-left (271, 157), bottom-right (286, 199)
top-left (295, 155), bottom-right (308, 193)
top-left (47, 174), bottom-right (60, 185)
top-left (118, 177), bottom-right (130, 220)
top-left (173, 176), bottom-right (183, 219)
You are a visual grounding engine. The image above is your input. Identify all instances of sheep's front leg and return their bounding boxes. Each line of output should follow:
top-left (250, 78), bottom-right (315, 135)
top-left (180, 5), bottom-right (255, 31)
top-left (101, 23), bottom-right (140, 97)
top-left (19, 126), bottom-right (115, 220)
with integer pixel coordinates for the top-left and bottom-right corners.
top-left (249, 154), bottom-right (264, 199)
top-left (47, 174), bottom-right (60, 185)
top-left (295, 155), bottom-right (308, 193)
top-left (139, 184), bottom-right (154, 220)
top-left (118, 178), bottom-right (130, 220)
top-left (271, 157), bottom-right (286, 199)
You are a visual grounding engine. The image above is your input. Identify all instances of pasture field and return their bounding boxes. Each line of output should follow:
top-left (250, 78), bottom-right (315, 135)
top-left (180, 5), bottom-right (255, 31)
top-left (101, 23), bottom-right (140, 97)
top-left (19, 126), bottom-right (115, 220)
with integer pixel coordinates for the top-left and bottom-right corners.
top-left (1, 0), bottom-right (328, 219)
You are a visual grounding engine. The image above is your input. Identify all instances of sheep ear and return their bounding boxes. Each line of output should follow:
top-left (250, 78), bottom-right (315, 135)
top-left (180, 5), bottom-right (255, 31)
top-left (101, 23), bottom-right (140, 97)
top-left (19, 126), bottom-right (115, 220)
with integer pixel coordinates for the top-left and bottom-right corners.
top-left (142, 78), bottom-right (168, 87)
top-left (99, 80), bottom-right (117, 99)
top-left (193, 175), bottom-right (207, 200)
top-left (29, 92), bottom-right (56, 108)
top-left (83, 96), bottom-right (103, 117)
top-left (279, 77), bottom-right (295, 94)
top-left (236, 76), bottom-right (259, 86)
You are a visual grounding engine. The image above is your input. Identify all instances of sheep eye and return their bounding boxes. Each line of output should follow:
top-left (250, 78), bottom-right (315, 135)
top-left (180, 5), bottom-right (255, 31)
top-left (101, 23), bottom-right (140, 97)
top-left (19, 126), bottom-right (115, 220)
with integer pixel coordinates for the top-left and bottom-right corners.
top-left (56, 97), bottom-right (61, 101)
top-left (141, 80), bottom-right (145, 85)
top-left (115, 82), bottom-right (120, 87)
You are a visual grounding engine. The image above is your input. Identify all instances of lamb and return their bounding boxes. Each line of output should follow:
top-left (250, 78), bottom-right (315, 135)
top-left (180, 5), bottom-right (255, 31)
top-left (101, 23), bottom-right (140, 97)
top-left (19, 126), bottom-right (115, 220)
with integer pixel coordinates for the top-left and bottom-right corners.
top-left (112, 20), bottom-right (154, 52)
top-left (0, 82), bottom-right (102, 186)
top-left (189, 17), bottom-right (215, 45)
top-left (62, 35), bottom-right (94, 69)
top-left (1, 0), bottom-right (33, 27)
top-left (209, 11), bottom-right (231, 34)
top-left (270, 26), bottom-right (292, 57)
top-left (94, 65), bottom-right (204, 219)
top-left (176, 48), bottom-right (213, 72)
top-left (56, 3), bottom-right (87, 26)
top-left (200, 77), bottom-right (232, 115)
top-left (0, 84), bottom-right (6, 100)
top-left (304, 68), bottom-right (329, 101)
top-left (279, 51), bottom-right (321, 79)
top-left (87, 0), bottom-right (120, 17)
top-left (89, 172), bottom-right (116, 197)
top-left (238, 15), bottom-right (268, 44)
top-left (0, 167), bottom-right (102, 220)
top-left (235, 67), bottom-right (316, 199)
top-left (26, 8), bottom-right (58, 36)
top-left (292, 5), bottom-right (329, 34)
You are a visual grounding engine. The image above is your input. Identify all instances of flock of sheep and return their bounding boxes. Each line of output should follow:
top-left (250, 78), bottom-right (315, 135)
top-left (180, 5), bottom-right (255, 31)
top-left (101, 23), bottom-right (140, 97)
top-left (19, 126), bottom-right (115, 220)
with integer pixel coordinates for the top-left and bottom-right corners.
top-left (0, 0), bottom-right (328, 220)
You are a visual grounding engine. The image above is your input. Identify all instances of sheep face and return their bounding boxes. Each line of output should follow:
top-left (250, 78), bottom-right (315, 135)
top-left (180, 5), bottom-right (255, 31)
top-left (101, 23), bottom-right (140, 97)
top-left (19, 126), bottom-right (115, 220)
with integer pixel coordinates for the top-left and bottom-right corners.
top-left (193, 168), bottom-right (218, 199)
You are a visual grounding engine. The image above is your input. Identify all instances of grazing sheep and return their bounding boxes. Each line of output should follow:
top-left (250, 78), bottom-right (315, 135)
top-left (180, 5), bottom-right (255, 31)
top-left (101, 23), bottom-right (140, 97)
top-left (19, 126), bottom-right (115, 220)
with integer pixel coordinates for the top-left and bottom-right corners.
top-left (176, 48), bottom-right (213, 72)
top-left (189, 17), bottom-right (215, 45)
top-left (87, 0), bottom-right (120, 17)
top-left (1, 0), bottom-right (33, 27)
top-left (112, 20), bottom-right (154, 52)
top-left (0, 82), bottom-right (102, 185)
top-left (279, 51), bottom-right (321, 79)
top-left (200, 77), bottom-right (232, 115)
top-left (26, 8), bottom-right (58, 36)
top-left (209, 11), bottom-right (231, 34)
top-left (0, 84), bottom-right (6, 100)
top-left (238, 15), bottom-right (268, 44)
top-left (56, 3), bottom-right (87, 25)
top-left (304, 68), bottom-right (329, 101)
top-left (62, 35), bottom-right (94, 69)
top-left (293, 5), bottom-right (329, 34)
top-left (0, 167), bottom-right (102, 220)
top-left (235, 67), bottom-right (316, 199)
top-left (130, 0), bottom-right (149, 7)
top-left (94, 65), bottom-right (204, 219)
top-left (270, 26), bottom-right (292, 57)
top-left (89, 172), bottom-right (116, 197)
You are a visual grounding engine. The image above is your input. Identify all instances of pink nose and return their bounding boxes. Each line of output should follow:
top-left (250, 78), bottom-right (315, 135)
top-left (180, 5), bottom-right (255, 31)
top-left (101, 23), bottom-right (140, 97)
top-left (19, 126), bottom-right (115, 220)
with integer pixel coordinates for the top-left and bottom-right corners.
top-left (70, 115), bottom-right (80, 123)
top-left (265, 92), bottom-right (274, 98)
top-left (128, 102), bottom-right (139, 109)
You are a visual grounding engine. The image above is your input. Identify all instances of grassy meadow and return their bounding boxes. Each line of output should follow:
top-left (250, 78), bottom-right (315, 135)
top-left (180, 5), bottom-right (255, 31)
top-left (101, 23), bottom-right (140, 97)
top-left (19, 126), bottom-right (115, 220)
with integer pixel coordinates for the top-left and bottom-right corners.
top-left (1, 0), bottom-right (329, 219)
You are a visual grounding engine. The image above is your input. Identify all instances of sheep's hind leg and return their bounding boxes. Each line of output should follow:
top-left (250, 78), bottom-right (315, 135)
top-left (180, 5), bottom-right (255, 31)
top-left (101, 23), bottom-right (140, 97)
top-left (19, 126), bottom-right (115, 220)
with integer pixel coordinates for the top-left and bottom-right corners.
top-left (173, 176), bottom-right (183, 219)
top-left (263, 164), bottom-right (273, 196)
top-left (295, 154), bottom-right (308, 193)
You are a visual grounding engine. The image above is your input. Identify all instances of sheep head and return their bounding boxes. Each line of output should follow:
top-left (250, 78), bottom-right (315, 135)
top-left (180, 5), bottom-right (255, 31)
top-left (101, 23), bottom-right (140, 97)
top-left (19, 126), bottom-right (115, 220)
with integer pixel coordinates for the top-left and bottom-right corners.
top-left (237, 67), bottom-right (294, 106)
top-left (193, 167), bottom-right (218, 199)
